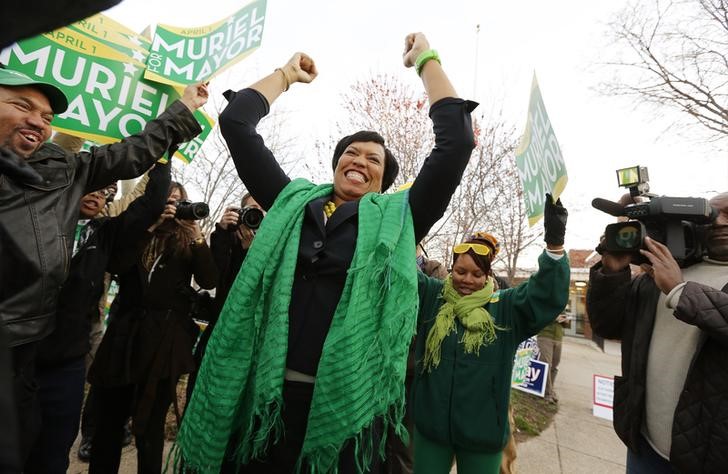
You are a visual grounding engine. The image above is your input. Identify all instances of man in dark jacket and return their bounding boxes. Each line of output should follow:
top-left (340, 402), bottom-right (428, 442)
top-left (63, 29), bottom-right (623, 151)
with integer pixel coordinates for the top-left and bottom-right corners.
top-left (23, 160), bottom-right (171, 473)
top-left (587, 192), bottom-right (728, 474)
top-left (0, 67), bottom-right (208, 463)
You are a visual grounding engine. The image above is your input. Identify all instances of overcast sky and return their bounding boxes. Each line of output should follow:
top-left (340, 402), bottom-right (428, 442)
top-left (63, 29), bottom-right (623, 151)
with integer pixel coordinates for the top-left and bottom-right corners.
top-left (104, 0), bottom-right (727, 265)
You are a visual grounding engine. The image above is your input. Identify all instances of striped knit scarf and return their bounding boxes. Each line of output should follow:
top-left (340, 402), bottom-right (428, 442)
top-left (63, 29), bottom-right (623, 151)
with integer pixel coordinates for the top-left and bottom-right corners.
top-left (173, 178), bottom-right (418, 473)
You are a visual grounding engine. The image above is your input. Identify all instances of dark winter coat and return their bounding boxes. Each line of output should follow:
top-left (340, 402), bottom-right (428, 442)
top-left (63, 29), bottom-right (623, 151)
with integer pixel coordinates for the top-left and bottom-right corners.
top-left (587, 262), bottom-right (728, 474)
top-left (0, 101), bottom-right (201, 347)
top-left (413, 251), bottom-right (570, 452)
top-left (36, 161), bottom-right (171, 367)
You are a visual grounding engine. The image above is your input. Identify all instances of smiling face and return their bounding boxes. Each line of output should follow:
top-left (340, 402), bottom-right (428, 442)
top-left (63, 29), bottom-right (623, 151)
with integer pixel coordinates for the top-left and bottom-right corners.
top-left (332, 141), bottom-right (385, 204)
top-left (451, 253), bottom-right (488, 296)
top-left (0, 85), bottom-right (54, 158)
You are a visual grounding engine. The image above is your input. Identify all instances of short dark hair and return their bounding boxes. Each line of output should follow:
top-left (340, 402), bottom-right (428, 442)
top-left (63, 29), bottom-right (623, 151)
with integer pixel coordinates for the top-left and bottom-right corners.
top-left (331, 130), bottom-right (399, 192)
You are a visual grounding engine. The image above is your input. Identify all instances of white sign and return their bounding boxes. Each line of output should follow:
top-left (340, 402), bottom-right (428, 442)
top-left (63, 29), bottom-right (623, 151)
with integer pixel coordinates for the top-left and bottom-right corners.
top-left (593, 374), bottom-right (614, 421)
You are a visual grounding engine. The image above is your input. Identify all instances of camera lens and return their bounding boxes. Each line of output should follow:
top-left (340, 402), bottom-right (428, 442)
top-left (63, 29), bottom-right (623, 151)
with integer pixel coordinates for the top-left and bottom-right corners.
top-left (175, 202), bottom-right (210, 220)
top-left (241, 207), bottom-right (264, 230)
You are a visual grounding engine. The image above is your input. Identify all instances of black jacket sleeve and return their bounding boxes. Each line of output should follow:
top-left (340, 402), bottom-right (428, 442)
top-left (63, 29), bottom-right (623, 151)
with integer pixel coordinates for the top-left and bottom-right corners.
top-left (81, 101), bottom-right (201, 194)
top-left (675, 281), bottom-right (728, 346)
top-left (189, 243), bottom-right (217, 290)
top-left (106, 161), bottom-right (170, 275)
top-left (586, 262), bottom-right (632, 340)
top-left (210, 226), bottom-right (247, 305)
top-left (408, 98), bottom-right (477, 243)
top-left (219, 89), bottom-right (291, 210)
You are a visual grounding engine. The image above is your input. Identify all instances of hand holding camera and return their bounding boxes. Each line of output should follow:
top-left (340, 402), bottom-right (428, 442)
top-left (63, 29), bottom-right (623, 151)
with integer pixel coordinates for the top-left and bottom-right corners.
top-left (593, 166), bottom-right (715, 267)
top-left (148, 201), bottom-right (179, 231)
top-left (639, 237), bottom-right (683, 294)
top-left (218, 207), bottom-right (241, 231)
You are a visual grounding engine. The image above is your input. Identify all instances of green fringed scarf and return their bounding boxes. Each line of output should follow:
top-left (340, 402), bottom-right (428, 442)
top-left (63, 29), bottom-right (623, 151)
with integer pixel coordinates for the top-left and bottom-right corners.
top-left (423, 275), bottom-right (501, 371)
top-left (173, 178), bottom-right (418, 473)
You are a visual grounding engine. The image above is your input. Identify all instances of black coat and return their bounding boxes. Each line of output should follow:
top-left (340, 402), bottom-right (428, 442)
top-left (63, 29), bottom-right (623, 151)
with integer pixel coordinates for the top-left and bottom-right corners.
top-left (0, 101), bottom-right (201, 347)
top-left (35, 161), bottom-right (171, 368)
top-left (219, 88), bottom-right (477, 376)
top-left (209, 225), bottom-right (248, 319)
top-left (587, 262), bottom-right (728, 474)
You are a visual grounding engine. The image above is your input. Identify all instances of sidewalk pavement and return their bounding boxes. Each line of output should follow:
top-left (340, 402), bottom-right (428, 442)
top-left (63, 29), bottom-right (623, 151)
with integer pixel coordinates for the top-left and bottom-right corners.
top-left (514, 336), bottom-right (626, 474)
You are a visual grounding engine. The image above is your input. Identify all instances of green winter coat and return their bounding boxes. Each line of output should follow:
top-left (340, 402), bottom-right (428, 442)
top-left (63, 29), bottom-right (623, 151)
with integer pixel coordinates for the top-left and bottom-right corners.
top-left (412, 251), bottom-right (570, 452)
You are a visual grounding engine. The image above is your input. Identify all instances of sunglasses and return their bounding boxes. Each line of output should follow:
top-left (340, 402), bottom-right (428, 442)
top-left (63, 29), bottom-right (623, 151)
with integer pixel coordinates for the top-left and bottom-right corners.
top-left (92, 187), bottom-right (116, 199)
top-left (453, 243), bottom-right (492, 256)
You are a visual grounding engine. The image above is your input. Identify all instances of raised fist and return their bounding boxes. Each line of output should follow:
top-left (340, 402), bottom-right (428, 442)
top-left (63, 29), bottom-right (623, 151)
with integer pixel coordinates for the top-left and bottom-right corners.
top-left (403, 32), bottom-right (431, 68)
top-left (282, 52), bottom-right (318, 84)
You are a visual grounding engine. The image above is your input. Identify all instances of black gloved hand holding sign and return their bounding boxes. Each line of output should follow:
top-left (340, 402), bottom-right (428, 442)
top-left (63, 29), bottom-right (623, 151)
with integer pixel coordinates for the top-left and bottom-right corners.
top-left (544, 192), bottom-right (568, 246)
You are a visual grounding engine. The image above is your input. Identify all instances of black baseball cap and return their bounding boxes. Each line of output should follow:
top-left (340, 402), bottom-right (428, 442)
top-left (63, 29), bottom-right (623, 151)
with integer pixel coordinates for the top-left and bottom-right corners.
top-left (0, 67), bottom-right (68, 114)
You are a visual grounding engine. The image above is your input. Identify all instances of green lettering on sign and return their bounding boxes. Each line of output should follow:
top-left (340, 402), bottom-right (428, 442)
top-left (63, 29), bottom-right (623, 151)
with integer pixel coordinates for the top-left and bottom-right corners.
top-left (515, 74), bottom-right (568, 226)
top-left (145, 0), bottom-right (266, 86)
top-left (0, 26), bottom-right (213, 163)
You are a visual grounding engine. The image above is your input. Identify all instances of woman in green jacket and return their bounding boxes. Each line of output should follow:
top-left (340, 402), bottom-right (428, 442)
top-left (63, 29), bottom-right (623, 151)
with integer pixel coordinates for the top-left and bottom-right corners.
top-left (412, 194), bottom-right (570, 474)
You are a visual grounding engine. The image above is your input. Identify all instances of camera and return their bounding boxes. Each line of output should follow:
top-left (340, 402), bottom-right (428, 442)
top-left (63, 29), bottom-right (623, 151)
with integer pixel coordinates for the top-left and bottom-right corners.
top-left (232, 206), bottom-right (264, 230)
top-left (175, 200), bottom-right (210, 220)
top-left (593, 166), bottom-right (715, 266)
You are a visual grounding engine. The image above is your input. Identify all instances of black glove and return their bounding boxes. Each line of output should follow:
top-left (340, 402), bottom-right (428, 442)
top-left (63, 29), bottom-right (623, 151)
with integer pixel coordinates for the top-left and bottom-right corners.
top-left (0, 146), bottom-right (42, 184)
top-left (544, 193), bottom-right (567, 246)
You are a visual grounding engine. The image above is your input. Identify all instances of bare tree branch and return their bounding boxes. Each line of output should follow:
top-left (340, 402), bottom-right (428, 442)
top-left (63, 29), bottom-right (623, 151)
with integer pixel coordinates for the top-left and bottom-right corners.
top-left (601, 0), bottom-right (728, 140)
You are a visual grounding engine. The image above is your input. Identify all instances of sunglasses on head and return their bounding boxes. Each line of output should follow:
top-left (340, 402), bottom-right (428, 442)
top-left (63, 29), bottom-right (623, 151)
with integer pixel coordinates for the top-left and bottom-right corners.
top-left (453, 243), bottom-right (492, 256)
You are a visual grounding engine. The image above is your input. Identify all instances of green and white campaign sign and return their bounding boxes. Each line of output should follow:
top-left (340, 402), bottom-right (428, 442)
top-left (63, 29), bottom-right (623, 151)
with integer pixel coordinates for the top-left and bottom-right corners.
top-left (69, 13), bottom-right (151, 57)
top-left (0, 26), bottom-right (213, 163)
top-left (515, 74), bottom-right (568, 226)
top-left (145, 0), bottom-right (266, 86)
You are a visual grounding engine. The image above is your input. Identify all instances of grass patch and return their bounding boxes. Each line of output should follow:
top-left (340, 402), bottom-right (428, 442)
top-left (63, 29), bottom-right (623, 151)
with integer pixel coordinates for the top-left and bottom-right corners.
top-left (510, 389), bottom-right (558, 442)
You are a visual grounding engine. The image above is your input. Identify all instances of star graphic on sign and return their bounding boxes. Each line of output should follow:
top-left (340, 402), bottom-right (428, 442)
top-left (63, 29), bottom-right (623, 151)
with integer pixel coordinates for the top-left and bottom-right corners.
top-left (123, 63), bottom-right (138, 75)
top-left (131, 50), bottom-right (146, 62)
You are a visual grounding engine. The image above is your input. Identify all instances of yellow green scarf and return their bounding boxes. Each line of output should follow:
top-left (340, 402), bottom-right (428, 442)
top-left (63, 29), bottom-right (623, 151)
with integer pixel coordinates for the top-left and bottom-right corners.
top-left (423, 275), bottom-right (501, 371)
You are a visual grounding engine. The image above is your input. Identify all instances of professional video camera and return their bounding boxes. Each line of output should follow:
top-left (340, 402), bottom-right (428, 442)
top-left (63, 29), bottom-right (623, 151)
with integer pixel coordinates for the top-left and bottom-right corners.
top-left (231, 206), bottom-right (264, 230)
top-left (175, 199), bottom-right (210, 220)
top-left (592, 166), bottom-right (715, 266)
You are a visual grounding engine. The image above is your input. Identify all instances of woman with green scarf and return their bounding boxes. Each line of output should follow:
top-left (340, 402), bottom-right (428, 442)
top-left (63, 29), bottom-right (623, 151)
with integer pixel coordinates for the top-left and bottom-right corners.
top-left (412, 195), bottom-right (570, 474)
top-left (175, 33), bottom-right (477, 473)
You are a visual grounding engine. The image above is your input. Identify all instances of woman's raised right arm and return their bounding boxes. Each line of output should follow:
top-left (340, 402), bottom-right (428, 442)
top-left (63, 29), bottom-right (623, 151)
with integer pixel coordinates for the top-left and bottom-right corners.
top-left (218, 53), bottom-right (317, 210)
top-left (219, 89), bottom-right (290, 210)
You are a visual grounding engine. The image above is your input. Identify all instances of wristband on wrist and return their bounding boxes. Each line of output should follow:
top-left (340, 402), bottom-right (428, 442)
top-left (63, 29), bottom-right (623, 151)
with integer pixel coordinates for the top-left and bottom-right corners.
top-left (547, 246), bottom-right (565, 253)
top-left (275, 67), bottom-right (290, 92)
top-left (415, 49), bottom-right (441, 76)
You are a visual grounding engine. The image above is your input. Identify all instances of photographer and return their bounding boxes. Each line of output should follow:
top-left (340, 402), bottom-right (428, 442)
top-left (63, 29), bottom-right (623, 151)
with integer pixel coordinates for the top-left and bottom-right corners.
top-left (587, 192), bottom-right (728, 474)
top-left (210, 193), bottom-right (264, 310)
top-left (185, 193), bottom-right (264, 402)
top-left (87, 181), bottom-right (217, 474)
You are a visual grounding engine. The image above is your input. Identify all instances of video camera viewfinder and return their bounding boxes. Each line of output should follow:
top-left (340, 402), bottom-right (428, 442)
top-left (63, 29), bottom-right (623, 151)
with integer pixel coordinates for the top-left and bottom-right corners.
top-left (616, 165), bottom-right (649, 193)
